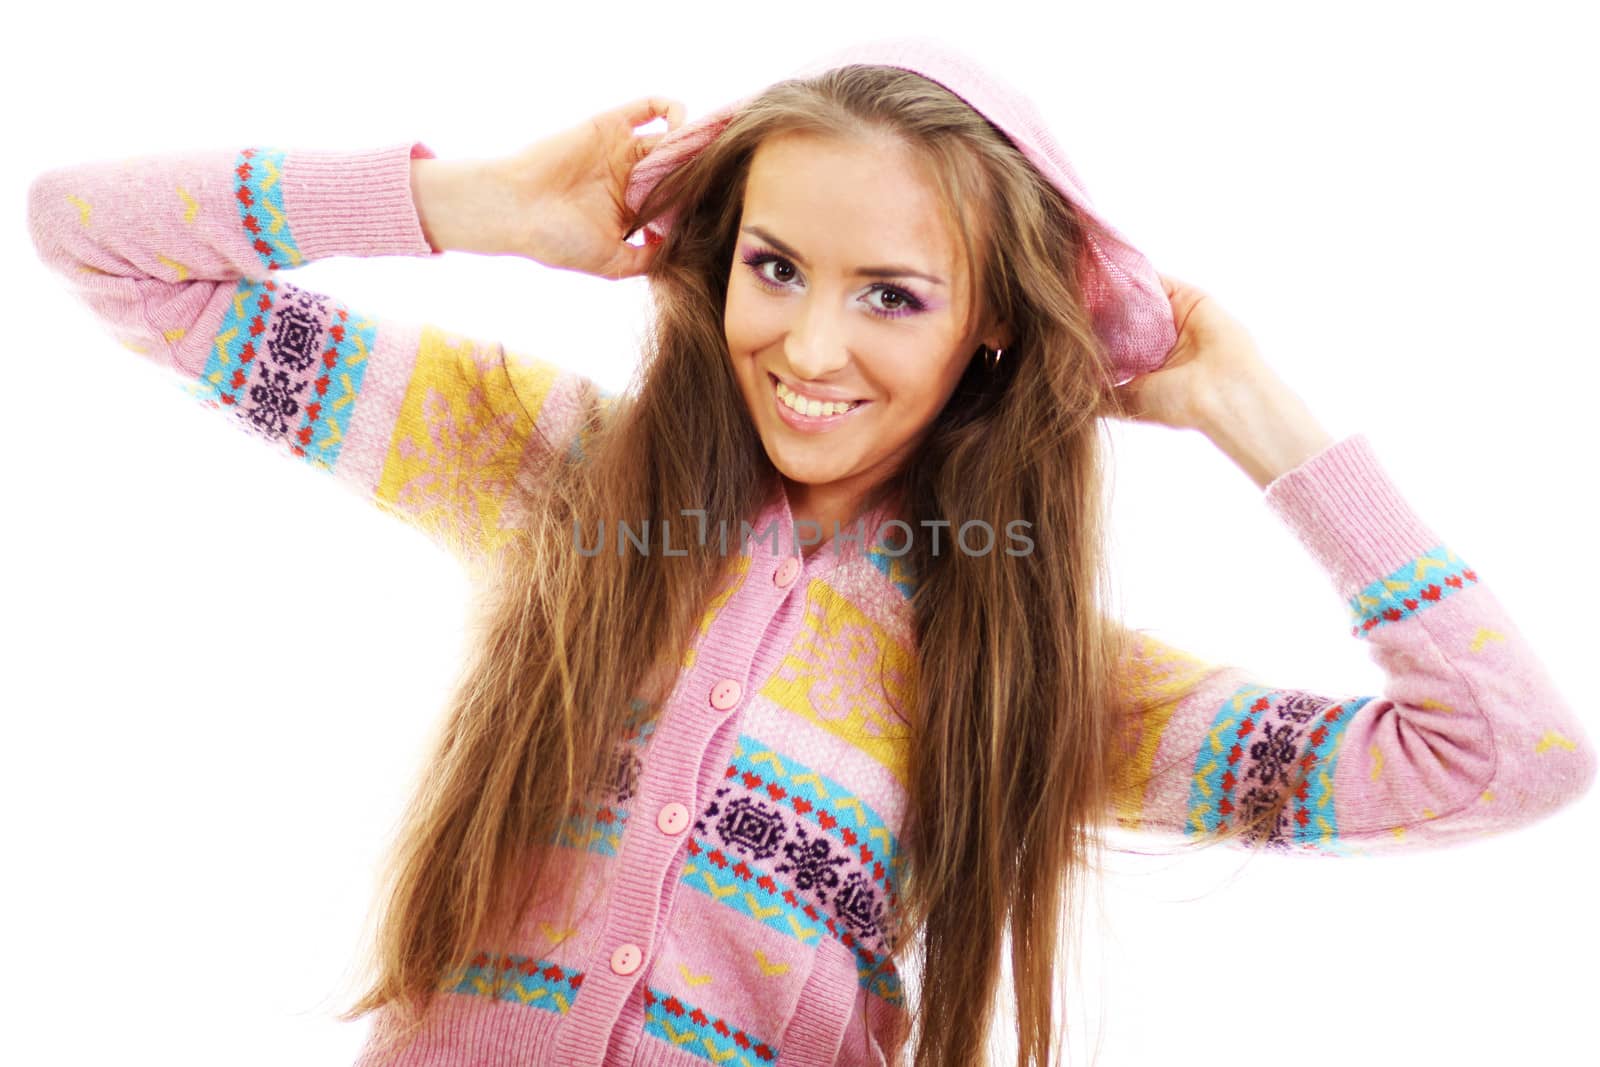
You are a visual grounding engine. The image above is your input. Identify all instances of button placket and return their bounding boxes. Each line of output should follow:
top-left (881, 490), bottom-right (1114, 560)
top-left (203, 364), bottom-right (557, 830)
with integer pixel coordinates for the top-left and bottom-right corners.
top-left (557, 562), bottom-right (782, 1062)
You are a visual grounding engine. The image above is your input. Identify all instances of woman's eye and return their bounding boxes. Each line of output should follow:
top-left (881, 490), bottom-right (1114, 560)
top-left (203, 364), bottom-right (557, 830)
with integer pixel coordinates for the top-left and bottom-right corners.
top-left (862, 285), bottom-right (922, 318)
top-left (740, 249), bottom-right (924, 319)
top-left (739, 252), bottom-right (800, 290)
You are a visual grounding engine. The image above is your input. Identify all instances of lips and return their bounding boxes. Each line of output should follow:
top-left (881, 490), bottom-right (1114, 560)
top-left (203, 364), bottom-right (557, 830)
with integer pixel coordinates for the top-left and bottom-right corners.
top-left (766, 371), bottom-right (869, 431)
top-left (767, 372), bottom-right (866, 409)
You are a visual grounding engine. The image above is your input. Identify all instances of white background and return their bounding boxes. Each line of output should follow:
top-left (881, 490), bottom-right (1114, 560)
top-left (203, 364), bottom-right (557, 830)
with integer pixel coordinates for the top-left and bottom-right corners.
top-left (5, 1), bottom-right (1595, 1064)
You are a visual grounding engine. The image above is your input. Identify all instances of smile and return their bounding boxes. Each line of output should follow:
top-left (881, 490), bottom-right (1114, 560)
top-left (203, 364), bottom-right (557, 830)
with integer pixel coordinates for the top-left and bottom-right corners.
top-left (769, 373), bottom-right (868, 431)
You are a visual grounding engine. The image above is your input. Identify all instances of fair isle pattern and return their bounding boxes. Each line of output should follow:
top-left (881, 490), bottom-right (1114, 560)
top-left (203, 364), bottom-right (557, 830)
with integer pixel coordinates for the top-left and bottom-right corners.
top-left (623, 699), bottom-right (659, 745)
top-left (641, 985), bottom-right (779, 1065)
top-left (442, 951), bottom-right (584, 1015)
top-left (554, 803), bottom-right (629, 856)
top-left (180, 278), bottom-right (376, 471)
top-left (232, 147), bottom-right (300, 271)
top-left (682, 737), bottom-right (905, 1002)
top-left (758, 580), bottom-right (916, 786)
top-left (1108, 631), bottom-right (1221, 831)
top-left (725, 739), bottom-right (905, 913)
top-left (553, 713), bottom-right (652, 855)
top-left (820, 549), bottom-right (917, 649)
top-left (1186, 684), bottom-right (1369, 854)
top-left (676, 836), bottom-right (902, 1004)
top-left (373, 326), bottom-right (548, 560)
top-left (1347, 544), bottom-right (1478, 638)
top-left (1297, 695), bottom-right (1374, 851)
top-left (865, 543), bottom-right (918, 600)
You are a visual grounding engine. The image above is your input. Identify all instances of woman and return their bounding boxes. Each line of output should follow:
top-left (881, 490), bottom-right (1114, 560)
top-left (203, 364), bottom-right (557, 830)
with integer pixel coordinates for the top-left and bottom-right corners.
top-left (26, 35), bottom-right (1594, 1067)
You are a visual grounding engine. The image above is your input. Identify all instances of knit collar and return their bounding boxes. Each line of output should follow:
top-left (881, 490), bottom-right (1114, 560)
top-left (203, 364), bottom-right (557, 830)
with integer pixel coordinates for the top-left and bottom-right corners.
top-left (750, 469), bottom-right (902, 583)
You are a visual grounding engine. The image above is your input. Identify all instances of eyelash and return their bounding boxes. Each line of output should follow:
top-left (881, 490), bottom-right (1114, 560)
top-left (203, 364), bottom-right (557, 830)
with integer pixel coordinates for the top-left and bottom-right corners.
top-left (740, 248), bottom-right (926, 320)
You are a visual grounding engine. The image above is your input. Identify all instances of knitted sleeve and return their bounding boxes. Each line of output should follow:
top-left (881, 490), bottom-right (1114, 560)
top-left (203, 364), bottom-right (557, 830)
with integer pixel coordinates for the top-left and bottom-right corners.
top-left (25, 143), bottom-right (611, 568)
top-left (1107, 433), bottom-right (1595, 856)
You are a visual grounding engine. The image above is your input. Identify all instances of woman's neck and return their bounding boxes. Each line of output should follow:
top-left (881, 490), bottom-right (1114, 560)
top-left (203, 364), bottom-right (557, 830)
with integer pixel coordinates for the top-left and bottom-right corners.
top-left (783, 480), bottom-right (859, 554)
top-left (784, 476), bottom-right (903, 561)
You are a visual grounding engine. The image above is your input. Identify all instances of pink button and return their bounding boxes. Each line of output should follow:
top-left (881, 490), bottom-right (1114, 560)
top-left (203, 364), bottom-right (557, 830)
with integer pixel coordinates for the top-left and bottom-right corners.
top-left (773, 557), bottom-right (800, 588)
top-left (656, 802), bottom-right (690, 835)
top-left (709, 679), bottom-right (743, 711)
top-left (610, 942), bottom-right (642, 976)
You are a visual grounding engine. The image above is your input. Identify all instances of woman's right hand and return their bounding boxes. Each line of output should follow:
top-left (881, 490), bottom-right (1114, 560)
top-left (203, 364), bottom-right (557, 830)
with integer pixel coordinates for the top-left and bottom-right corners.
top-left (412, 96), bottom-right (687, 278)
top-left (504, 95), bottom-right (689, 278)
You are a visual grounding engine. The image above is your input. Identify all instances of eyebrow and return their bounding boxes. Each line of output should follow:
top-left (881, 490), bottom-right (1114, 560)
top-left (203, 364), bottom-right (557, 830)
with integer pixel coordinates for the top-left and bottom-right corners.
top-left (740, 226), bottom-right (947, 287)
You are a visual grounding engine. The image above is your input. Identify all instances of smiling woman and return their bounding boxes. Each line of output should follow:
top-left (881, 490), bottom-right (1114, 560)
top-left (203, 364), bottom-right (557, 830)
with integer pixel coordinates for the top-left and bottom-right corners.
top-left (724, 130), bottom-right (1007, 548)
top-left (22, 29), bottom-right (1594, 1067)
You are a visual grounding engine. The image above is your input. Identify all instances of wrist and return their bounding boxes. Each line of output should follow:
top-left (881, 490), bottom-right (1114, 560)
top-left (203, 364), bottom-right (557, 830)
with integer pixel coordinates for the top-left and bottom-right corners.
top-left (410, 156), bottom-right (519, 256)
top-left (1195, 368), bottom-right (1335, 490)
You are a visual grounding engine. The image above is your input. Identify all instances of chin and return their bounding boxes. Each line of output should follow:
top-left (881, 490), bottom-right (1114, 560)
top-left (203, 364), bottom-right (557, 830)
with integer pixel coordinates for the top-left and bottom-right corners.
top-left (766, 449), bottom-right (839, 486)
top-left (761, 437), bottom-right (850, 481)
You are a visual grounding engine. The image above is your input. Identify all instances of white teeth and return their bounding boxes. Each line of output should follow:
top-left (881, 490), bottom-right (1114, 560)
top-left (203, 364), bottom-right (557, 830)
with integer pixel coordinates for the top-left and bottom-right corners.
top-left (775, 379), bottom-right (859, 417)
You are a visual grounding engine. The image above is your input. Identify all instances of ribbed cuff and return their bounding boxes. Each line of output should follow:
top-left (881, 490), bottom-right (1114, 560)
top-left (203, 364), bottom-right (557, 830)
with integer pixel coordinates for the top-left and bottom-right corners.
top-left (278, 141), bottom-right (440, 261)
top-left (1262, 432), bottom-right (1444, 597)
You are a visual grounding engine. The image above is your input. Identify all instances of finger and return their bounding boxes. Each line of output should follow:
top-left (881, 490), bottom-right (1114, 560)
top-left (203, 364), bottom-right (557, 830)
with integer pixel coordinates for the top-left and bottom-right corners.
top-left (614, 96), bottom-right (687, 133)
top-left (1157, 270), bottom-right (1205, 305)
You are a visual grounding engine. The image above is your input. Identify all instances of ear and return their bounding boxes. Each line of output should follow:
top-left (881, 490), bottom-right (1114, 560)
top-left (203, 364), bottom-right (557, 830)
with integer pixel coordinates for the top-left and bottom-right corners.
top-left (982, 320), bottom-right (1014, 352)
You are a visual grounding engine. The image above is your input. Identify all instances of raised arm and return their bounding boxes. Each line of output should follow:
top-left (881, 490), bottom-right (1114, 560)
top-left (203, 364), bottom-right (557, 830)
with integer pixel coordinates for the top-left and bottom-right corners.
top-left (1108, 432), bottom-right (1595, 856)
top-left (25, 141), bottom-right (612, 568)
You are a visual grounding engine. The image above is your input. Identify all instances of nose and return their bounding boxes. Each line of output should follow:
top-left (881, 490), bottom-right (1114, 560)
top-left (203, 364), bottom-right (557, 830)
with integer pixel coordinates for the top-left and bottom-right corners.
top-left (783, 291), bottom-right (851, 381)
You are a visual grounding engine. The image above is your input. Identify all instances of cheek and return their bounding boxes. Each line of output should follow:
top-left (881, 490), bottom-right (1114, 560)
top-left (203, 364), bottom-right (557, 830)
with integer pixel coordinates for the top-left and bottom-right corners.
top-left (723, 290), bottom-right (760, 355)
top-left (725, 286), bottom-right (772, 345)
top-left (879, 347), bottom-right (964, 402)
top-left (721, 295), bottom-right (765, 400)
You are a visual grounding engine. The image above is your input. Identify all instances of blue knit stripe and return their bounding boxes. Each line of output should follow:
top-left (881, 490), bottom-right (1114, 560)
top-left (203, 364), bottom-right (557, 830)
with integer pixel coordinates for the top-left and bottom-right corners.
top-left (1297, 696), bottom-right (1369, 850)
top-left (865, 544), bottom-right (918, 599)
top-left (232, 147), bottom-right (302, 272)
top-left (442, 952), bottom-right (583, 1015)
top-left (1348, 543), bottom-right (1478, 637)
top-left (641, 985), bottom-right (780, 1064)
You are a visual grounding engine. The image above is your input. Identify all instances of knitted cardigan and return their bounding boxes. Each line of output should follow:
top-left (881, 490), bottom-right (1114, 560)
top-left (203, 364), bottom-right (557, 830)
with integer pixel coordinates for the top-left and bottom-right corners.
top-left (26, 141), bottom-right (1597, 1067)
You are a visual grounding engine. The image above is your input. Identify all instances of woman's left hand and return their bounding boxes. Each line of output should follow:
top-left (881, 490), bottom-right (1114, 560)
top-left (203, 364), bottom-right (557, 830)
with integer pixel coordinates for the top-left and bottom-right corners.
top-left (1104, 271), bottom-right (1336, 489)
top-left (1103, 271), bottom-right (1271, 431)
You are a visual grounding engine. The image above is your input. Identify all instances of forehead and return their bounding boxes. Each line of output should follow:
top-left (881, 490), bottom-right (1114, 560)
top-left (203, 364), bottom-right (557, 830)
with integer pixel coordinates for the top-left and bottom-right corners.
top-left (742, 132), bottom-right (961, 277)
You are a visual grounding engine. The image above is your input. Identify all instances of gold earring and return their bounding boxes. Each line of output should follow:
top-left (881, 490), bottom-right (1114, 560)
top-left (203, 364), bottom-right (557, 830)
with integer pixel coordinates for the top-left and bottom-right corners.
top-left (982, 345), bottom-right (1005, 369)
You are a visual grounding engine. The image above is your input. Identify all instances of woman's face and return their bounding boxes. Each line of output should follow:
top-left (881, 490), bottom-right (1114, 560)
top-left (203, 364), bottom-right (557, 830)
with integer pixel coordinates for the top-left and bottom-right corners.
top-left (724, 131), bottom-right (1007, 526)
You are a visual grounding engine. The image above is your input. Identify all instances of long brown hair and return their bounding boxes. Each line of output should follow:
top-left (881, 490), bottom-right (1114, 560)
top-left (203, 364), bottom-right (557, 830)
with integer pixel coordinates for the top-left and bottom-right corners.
top-left (334, 63), bottom-right (1299, 1067)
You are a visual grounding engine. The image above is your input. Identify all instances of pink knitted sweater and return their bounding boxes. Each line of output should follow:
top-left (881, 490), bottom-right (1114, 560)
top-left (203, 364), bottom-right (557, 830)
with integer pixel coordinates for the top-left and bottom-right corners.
top-left (26, 142), bottom-right (1597, 1067)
